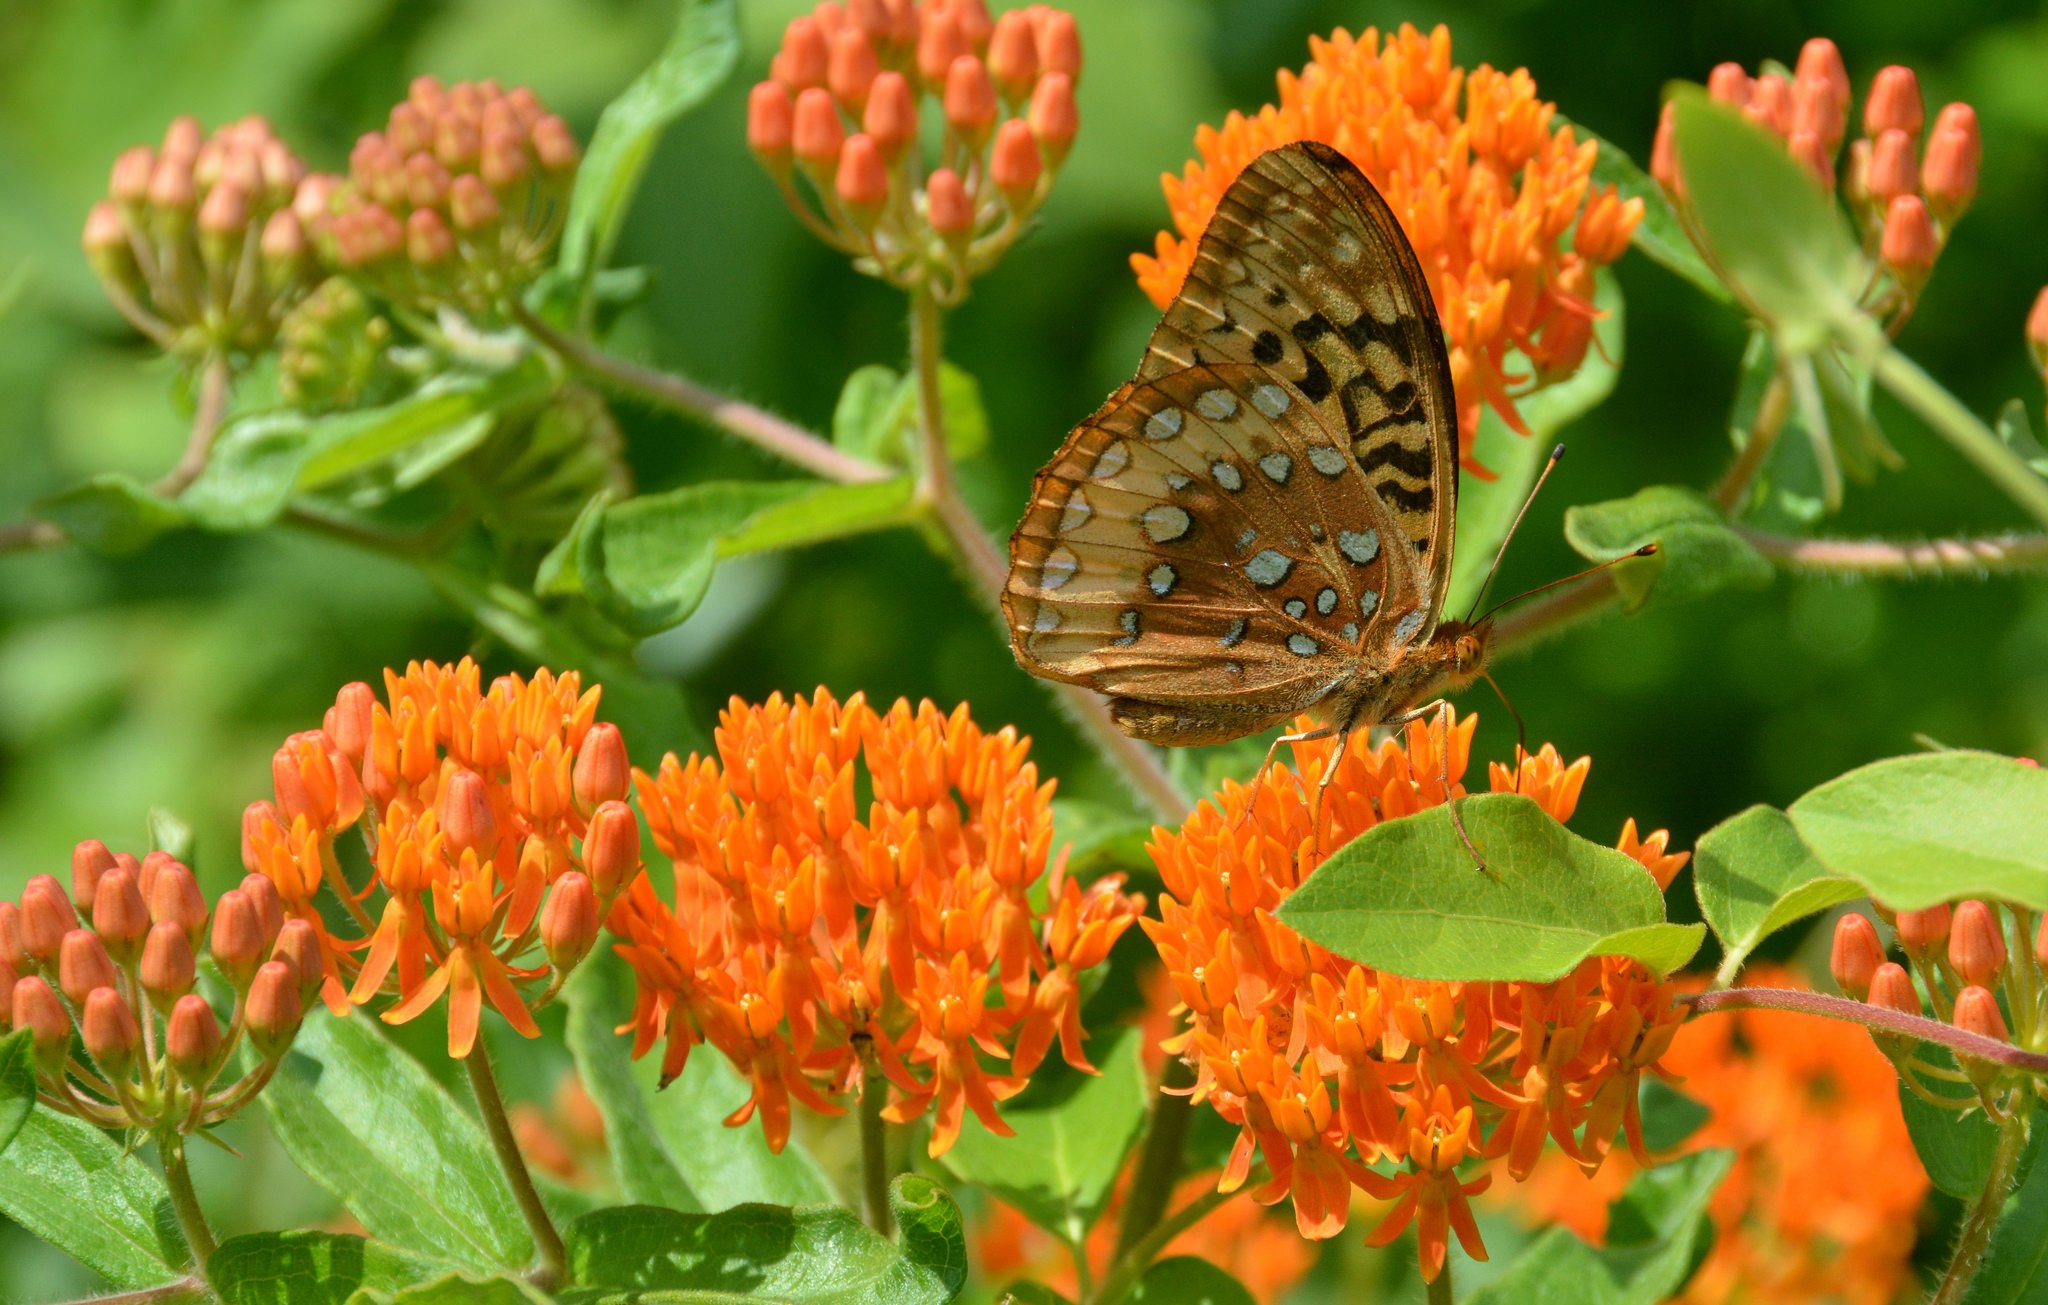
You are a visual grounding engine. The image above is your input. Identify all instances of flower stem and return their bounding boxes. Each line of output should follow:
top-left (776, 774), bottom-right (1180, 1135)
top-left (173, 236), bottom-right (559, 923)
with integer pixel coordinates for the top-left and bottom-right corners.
top-left (1427, 1259), bottom-right (1457, 1305)
top-left (1862, 334), bottom-right (2048, 531)
top-left (53, 1280), bottom-right (208, 1305)
top-left (465, 1041), bottom-right (567, 1289)
top-left (1489, 571), bottom-right (1627, 660)
top-left (858, 1044), bottom-right (894, 1237)
top-left (157, 1134), bottom-right (217, 1270)
top-left (154, 354), bottom-right (232, 498)
top-left (1931, 1103), bottom-right (2033, 1305)
top-left (1089, 1177), bottom-right (1241, 1305)
top-left (1736, 525), bottom-right (2048, 577)
top-left (1683, 986), bottom-right (2048, 1072)
top-left (1712, 369), bottom-right (1790, 513)
top-left (1111, 1058), bottom-right (1196, 1262)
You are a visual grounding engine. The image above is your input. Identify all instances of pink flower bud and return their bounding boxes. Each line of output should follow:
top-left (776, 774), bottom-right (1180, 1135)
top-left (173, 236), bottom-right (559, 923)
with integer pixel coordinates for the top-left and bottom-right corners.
top-left (211, 890), bottom-right (267, 987)
top-left (436, 117), bottom-right (482, 171)
top-left (1028, 73), bottom-right (1078, 167)
top-left (1948, 899), bottom-right (2007, 985)
top-left (1796, 38), bottom-right (1850, 113)
top-left (404, 152), bottom-right (453, 210)
top-left (71, 840), bottom-right (118, 917)
top-left (439, 769), bottom-right (498, 854)
top-left (259, 210), bottom-right (306, 268)
top-left (1651, 100), bottom-right (1678, 190)
top-left (989, 11), bottom-right (1038, 100)
top-left (1866, 128), bottom-right (1917, 204)
top-left (749, 82), bottom-right (796, 162)
top-left (582, 800), bottom-right (642, 897)
top-left (81, 987), bottom-right (140, 1076)
top-left (149, 861), bottom-right (208, 948)
top-left (1744, 73), bottom-right (1791, 138)
top-left (480, 129), bottom-right (531, 190)
top-left (82, 202), bottom-right (131, 278)
top-left (1895, 902), bottom-right (1951, 954)
top-left (91, 868), bottom-right (150, 963)
top-left (1953, 984), bottom-right (2008, 1041)
top-left (259, 138), bottom-right (304, 199)
top-left (407, 208), bottom-right (455, 268)
top-left (917, 9), bottom-right (967, 87)
top-left (531, 116), bottom-right (580, 173)
top-left (944, 56), bottom-right (998, 142)
top-left (793, 87), bottom-right (845, 167)
top-left (828, 28), bottom-right (880, 110)
top-left (927, 167), bottom-right (973, 236)
top-left (1829, 913), bottom-right (1884, 999)
top-left (1034, 9), bottom-right (1081, 80)
top-left (541, 872), bottom-right (599, 971)
top-left (572, 723), bottom-right (629, 812)
top-left (110, 146), bottom-right (156, 205)
top-left (1865, 961), bottom-right (1920, 1014)
top-left (0, 902), bottom-right (23, 969)
top-left (863, 72), bottom-right (917, 161)
top-left (847, 0), bottom-right (889, 42)
top-left (13, 976), bottom-right (72, 1072)
top-left (162, 115), bottom-right (203, 162)
top-left (1865, 65), bottom-right (1925, 139)
top-left (1924, 104), bottom-right (1980, 223)
top-left (1706, 62), bottom-right (1751, 107)
top-left (776, 16), bottom-right (831, 91)
top-left (58, 929), bottom-right (118, 1005)
top-left (1841, 136), bottom-right (1872, 208)
top-left (1790, 76), bottom-right (1845, 146)
top-left (952, 0), bottom-right (993, 47)
top-left (293, 173), bottom-right (342, 231)
top-left (449, 173), bottom-right (501, 232)
top-left (246, 960), bottom-right (304, 1057)
top-left (20, 876), bottom-right (77, 964)
top-left (166, 994), bottom-right (222, 1082)
top-left (141, 921), bottom-right (197, 1009)
top-left (990, 119), bottom-right (1042, 202)
top-left (1880, 194), bottom-right (1937, 287)
top-left (834, 133), bottom-right (890, 217)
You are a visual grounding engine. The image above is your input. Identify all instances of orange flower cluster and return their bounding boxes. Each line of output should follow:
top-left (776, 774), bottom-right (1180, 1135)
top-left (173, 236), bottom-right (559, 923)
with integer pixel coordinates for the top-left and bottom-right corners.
top-left (1131, 24), bottom-right (1640, 472)
top-left (610, 690), bottom-right (1143, 1157)
top-left (1511, 966), bottom-right (1926, 1305)
top-left (1144, 708), bottom-right (1688, 1283)
top-left (242, 658), bottom-right (635, 1058)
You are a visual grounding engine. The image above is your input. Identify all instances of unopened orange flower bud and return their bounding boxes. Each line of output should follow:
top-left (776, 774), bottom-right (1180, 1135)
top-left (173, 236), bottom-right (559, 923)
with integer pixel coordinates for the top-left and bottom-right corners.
top-left (917, 8), bottom-right (967, 87)
top-left (247, 960), bottom-right (304, 1057)
top-left (198, 180), bottom-right (250, 242)
top-left (1706, 62), bottom-right (1751, 107)
top-left (1796, 38), bottom-right (1850, 111)
top-left (149, 154), bottom-right (197, 214)
top-left (776, 15), bottom-right (831, 92)
top-left (479, 129), bottom-right (531, 191)
top-left (541, 871), bottom-right (599, 971)
top-left (0, 902), bottom-right (23, 970)
top-left (1034, 8), bottom-right (1081, 80)
top-left (272, 918), bottom-right (326, 1008)
top-left (141, 920), bottom-right (197, 1009)
top-left (749, 82), bottom-right (796, 164)
top-left (1651, 100), bottom-right (1679, 191)
top-left (439, 768), bottom-right (499, 854)
top-left (1866, 128), bottom-right (1917, 204)
top-left (407, 208), bottom-right (455, 267)
top-left (829, 28), bottom-right (880, 110)
top-left (71, 840), bottom-right (118, 916)
top-left (1953, 984), bottom-right (2008, 1041)
top-left (20, 875), bottom-right (77, 964)
top-left (110, 146), bottom-right (156, 205)
top-left (274, 730), bottom-right (364, 832)
top-left (989, 11), bottom-right (1038, 100)
top-left (13, 976), bottom-right (72, 1072)
top-left (990, 120), bottom-right (1042, 203)
top-left (835, 133), bottom-right (890, 219)
top-left (793, 87), bottom-right (845, 168)
top-left (1881, 194), bottom-right (1937, 290)
top-left (82, 203), bottom-right (133, 282)
top-left (1895, 902), bottom-right (1951, 954)
top-left (1948, 900), bottom-right (2007, 985)
top-left (1787, 130), bottom-right (1835, 190)
top-left (1573, 185), bottom-right (1639, 264)
top-left (1027, 72), bottom-right (1077, 168)
top-left (1924, 104), bottom-right (1980, 223)
top-left (927, 168), bottom-right (973, 236)
top-left (81, 987), bottom-right (140, 1076)
top-left (91, 868), bottom-right (150, 963)
top-left (2036, 906), bottom-right (2048, 966)
top-left (239, 872), bottom-right (285, 946)
top-left (1865, 65), bottom-right (1925, 139)
top-left (1830, 913), bottom-right (1884, 999)
top-left (58, 929), bottom-right (118, 1005)
top-left (1744, 74), bottom-right (1791, 137)
top-left (953, 0), bottom-right (993, 47)
top-left (582, 800), bottom-right (641, 897)
top-left (572, 722), bottom-right (629, 812)
top-left (449, 173), bottom-right (501, 233)
top-left (944, 56), bottom-right (998, 144)
top-left (166, 994), bottom-right (222, 1082)
top-left (323, 682), bottom-right (376, 765)
top-left (1790, 77), bottom-right (1845, 148)
top-left (862, 72), bottom-right (917, 161)
top-left (211, 889), bottom-right (267, 987)
top-left (1865, 961), bottom-right (1920, 1014)
top-left (163, 115), bottom-right (203, 162)
top-left (531, 116), bottom-right (579, 173)
top-left (149, 861), bottom-right (208, 948)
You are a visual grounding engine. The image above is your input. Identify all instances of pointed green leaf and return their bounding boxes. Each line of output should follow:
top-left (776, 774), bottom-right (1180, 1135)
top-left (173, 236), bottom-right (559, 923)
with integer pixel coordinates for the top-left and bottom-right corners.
top-left (1668, 92), bottom-right (1865, 352)
top-left (1277, 794), bottom-right (1702, 982)
top-left (996, 1284), bottom-right (1074, 1305)
top-left (942, 1031), bottom-right (1148, 1239)
top-left (260, 1012), bottom-right (533, 1270)
top-left (1997, 399), bottom-right (2048, 478)
top-left (717, 477), bottom-right (918, 555)
top-left (1966, 1136), bottom-right (2048, 1305)
top-left (148, 806), bottom-right (196, 862)
top-left (833, 365), bottom-right (907, 462)
top-left (0, 1029), bottom-right (33, 1159)
top-left (1565, 485), bottom-right (1773, 612)
top-left (353, 1270), bottom-right (555, 1304)
top-left (1899, 1045), bottom-right (2037, 1200)
top-left (35, 473), bottom-right (187, 554)
top-left (209, 1232), bottom-right (449, 1305)
top-left (1637, 1080), bottom-right (1710, 1153)
top-left (1466, 1230), bottom-right (1625, 1305)
top-left (1692, 805), bottom-right (1860, 975)
top-left (1788, 752), bottom-right (2048, 910)
top-left (0, 1104), bottom-right (189, 1287)
top-left (1129, 1257), bottom-right (1255, 1305)
top-left (559, 0), bottom-right (741, 286)
top-left (1572, 119), bottom-right (1728, 303)
top-left (565, 1177), bottom-right (967, 1305)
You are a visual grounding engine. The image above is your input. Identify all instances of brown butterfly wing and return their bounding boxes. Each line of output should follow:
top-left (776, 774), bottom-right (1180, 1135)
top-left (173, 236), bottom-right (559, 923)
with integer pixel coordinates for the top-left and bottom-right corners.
top-left (1004, 362), bottom-right (1429, 724)
top-left (1138, 140), bottom-right (1459, 634)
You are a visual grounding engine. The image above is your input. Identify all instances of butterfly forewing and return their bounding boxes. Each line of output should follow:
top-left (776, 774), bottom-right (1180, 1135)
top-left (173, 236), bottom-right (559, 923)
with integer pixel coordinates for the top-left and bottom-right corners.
top-left (1005, 362), bottom-right (1423, 710)
top-left (1138, 140), bottom-right (1459, 630)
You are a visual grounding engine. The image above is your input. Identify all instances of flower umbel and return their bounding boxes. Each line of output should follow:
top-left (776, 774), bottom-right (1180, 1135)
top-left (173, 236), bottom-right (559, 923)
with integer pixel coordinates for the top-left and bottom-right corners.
top-left (1132, 24), bottom-right (1639, 472)
top-left (608, 689), bottom-right (1144, 1156)
top-left (1143, 708), bottom-right (1687, 1282)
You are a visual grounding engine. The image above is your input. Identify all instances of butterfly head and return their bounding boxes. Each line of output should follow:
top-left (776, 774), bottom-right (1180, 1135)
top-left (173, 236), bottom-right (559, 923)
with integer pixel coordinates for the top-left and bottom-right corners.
top-left (1434, 617), bottom-right (1494, 692)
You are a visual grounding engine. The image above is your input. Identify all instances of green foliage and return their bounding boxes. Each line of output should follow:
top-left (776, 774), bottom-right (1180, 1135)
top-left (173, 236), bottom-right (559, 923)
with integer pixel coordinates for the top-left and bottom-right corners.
top-left (1899, 1046), bottom-right (2025, 1200)
top-left (1570, 119), bottom-right (1728, 304)
top-left (0, 1030), bottom-right (33, 1161)
top-left (0, 1104), bottom-right (189, 1288)
top-left (1964, 1134), bottom-right (2048, 1305)
top-left (563, 1179), bottom-right (967, 1304)
top-left (208, 1231), bottom-right (450, 1305)
top-left (1691, 805), bottom-right (1859, 979)
top-left (1564, 485), bottom-right (1772, 612)
top-left (1128, 1257), bottom-right (1257, 1305)
top-left (942, 1030), bottom-right (1149, 1240)
top-left (831, 361), bottom-right (994, 467)
top-left (1278, 794), bottom-right (1703, 981)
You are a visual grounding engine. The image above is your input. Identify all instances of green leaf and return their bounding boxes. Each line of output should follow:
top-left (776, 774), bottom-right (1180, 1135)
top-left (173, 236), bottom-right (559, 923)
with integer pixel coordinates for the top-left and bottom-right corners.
top-left (147, 806), bottom-right (196, 862)
top-left (260, 1011), bottom-right (534, 1270)
top-left (1448, 267), bottom-right (1625, 618)
top-left (1277, 794), bottom-right (1702, 982)
top-left (1128, 1257), bottom-right (1256, 1305)
top-left (1668, 92), bottom-right (1865, 352)
top-left (1997, 399), bottom-right (2048, 478)
top-left (353, 1270), bottom-right (556, 1304)
top-left (35, 473), bottom-right (188, 554)
top-left (1574, 119), bottom-right (1729, 303)
top-left (1637, 1079), bottom-right (1710, 1153)
top-left (718, 477), bottom-right (918, 556)
top-left (1692, 805), bottom-right (1861, 977)
top-left (1051, 799), bottom-right (1156, 880)
top-left (942, 1030), bottom-right (1148, 1239)
top-left (1564, 485), bottom-right (1773, 612)
top-left (565, 1177), bottom-right (968, 1305)
top-left (1963, 1131), bottom-right (2048, 1304)
top-left (0, 1029), bottom-right (34, 1158)
top-left (562, 953), bottom-right (832, 1212)
top-left (833, 365), bottom-right (907, 462)
top-left (0, 1103), bottom-right (189, 1287)
top-left (209, 1232), bottom-right (449, 1305)
top-left (559, 0), bottom-right (741, 287)
top-left (1788, 752), bottom-right (2048, 910)
top-left (1901, 1045), bottom-right (2010, 1199)
top-left (996, 1284), bottom-right (1074, 1305)
top-left (1467, 1230), bottom-right (1625, 1305)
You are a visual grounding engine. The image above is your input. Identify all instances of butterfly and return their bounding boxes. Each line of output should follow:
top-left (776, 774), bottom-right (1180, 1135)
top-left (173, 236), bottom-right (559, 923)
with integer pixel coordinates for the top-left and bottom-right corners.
top-left (1002, 140), bottom-right (1494, 832)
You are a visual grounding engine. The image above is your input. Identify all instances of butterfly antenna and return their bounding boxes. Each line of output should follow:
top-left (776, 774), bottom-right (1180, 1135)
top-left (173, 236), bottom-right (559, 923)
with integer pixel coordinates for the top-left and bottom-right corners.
top-left (1475, 543), bottom-right (1661, 626)
top-left (1461, 444), bottom-right (1567, 625)
top-left (1479, 670), bottom-right (1527, 761)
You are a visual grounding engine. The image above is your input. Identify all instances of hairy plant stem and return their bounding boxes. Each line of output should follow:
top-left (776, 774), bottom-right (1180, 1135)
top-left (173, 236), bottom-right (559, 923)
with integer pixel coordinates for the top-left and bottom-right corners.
top-left (1090, 1176), bottom-right (1242, 1305)
top-left (466, 1042), bottom-right (567, 1289)
top-left (1489, 571), bottom-right (1626, 659)
top-left (155, 355), bottom-right (233, 497)
top-left (158, 1134), bottom-right (217, 1270)
top-left (1736, 525), bottom-right (2048, 576)
top-left (56, 1281), bottom-right (208, 1305)
top-left (1712, 369), bottom-right (1790, 512)
top-left (1931, 1102), bottom-right (2033, 1305)
top-left (1427, 1260), bottom-right (1456, 1305)
top-left (1111, 1059), bottom-right (1197, 1262)
top-left (857, 1044), bottom-right (894, 1237)
top-left (1684, 987), bottom-right (2048, 1072)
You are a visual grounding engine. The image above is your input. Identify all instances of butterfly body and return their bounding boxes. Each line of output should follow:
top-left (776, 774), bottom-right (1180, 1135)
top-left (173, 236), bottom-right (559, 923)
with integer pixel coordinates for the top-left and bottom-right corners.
top-left (1003, 141), bottom-right (1482, 778)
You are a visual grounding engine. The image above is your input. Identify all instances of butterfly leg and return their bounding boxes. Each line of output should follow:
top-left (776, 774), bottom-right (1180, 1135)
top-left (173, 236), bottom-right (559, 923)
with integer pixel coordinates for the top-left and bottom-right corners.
top-left (1383, 698), bottom-right (1494, 878)
top-left (1229, 723), bottom-right (1340, 834)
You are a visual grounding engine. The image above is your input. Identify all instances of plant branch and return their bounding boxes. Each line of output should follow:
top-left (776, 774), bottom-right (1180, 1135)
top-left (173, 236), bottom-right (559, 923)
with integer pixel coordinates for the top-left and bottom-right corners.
top-left (158, 1135), bottom-right (217, 1270)
top-left (1736, 525), bottom-right (2048, 577)
top-left (1427, 1259), bottom-right (1456, 1305)
top-left (1683, 986), bottom-right (2048, 1071)
top-left (465, 1042), bottom-right (568, 1290)
top-left (1713, 369), bottom-right (1790, 512)
top-left (153, 355), bottom-right (232, 497)
top-left (1090, 1173), bottom-right (1246, 1305)
top-left (0, 517), bottom-right (65, 553)
top-left (1111, 1058), bottom-right (1197, 1262)
top-left (1490, 571), bottom-right (1626, 660)
top-left (1858, 332), bottom-right (2048, 531)
top-left (56, 1281), bottom-right (208, 1305)
top-left (1931, 1103), bottom-right (2032, 1305)
top-left (513, 302), bottom-right (893, 485)
top-left (857, 1042), bottom-right (893, 1237)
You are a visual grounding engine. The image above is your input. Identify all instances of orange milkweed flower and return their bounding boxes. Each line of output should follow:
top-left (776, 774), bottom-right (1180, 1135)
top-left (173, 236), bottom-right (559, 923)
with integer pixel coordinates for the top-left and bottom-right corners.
top-left (610, 689), bottom-right (1144, 1158)
top-left (1142, 707), bottom-right (1688, 1283)
top-left (1132, 24), bottom-right (1640, 474)
top-left (242, 659), bottom-right (634, 1057)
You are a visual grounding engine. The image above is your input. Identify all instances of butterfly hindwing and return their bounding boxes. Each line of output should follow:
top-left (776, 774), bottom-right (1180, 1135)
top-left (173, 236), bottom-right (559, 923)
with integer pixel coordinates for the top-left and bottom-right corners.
top-left (1137, 140), bottom-right (1459, 636)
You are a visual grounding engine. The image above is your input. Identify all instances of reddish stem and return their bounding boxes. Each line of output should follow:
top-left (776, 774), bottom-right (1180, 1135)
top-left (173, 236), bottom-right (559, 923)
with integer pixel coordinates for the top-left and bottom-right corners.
top-left (1684, 986), bottom-right (2048, 1071)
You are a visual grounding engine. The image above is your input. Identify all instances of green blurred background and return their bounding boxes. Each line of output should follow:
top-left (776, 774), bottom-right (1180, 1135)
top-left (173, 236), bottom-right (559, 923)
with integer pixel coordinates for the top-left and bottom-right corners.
top-left (2, 0), bottom-right (2045, 1298)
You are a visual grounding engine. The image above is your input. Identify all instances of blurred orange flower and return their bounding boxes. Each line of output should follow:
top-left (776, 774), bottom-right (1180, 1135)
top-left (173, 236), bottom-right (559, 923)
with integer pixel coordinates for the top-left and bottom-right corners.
top-left (609, 689), bottom-right (1143, 1156)
top-left (1144, 708), bottom-right (1687, 1282)
top-left (1133, 23), bottom-right (1640, 473)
